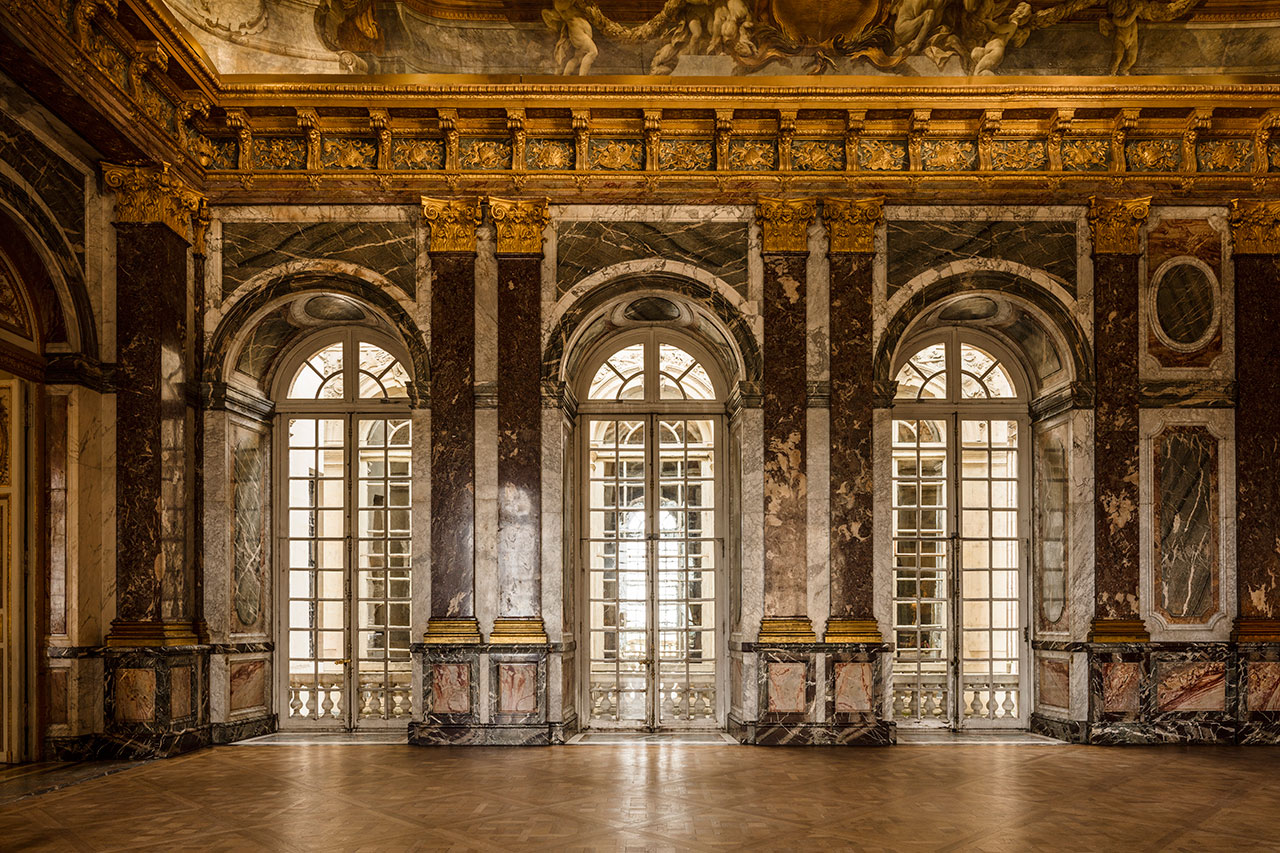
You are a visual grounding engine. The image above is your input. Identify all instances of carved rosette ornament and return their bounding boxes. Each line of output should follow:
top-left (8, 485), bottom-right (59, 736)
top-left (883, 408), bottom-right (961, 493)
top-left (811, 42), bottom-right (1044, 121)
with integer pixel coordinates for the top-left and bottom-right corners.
top-left (823, 197), bottom-right (884, 254)
top-left (755, 197), bottom-right (817, 254)
top-left (489, 197), bottom-right (550, 255)
top-left (1087, 196), bottom-right (1152, 255)
top-left (1228, 199), bottom-right (1280, 255)
top-left (102, 162), bottom-right (203, 242)
top-left (420, 196), bottom-right (482, 253)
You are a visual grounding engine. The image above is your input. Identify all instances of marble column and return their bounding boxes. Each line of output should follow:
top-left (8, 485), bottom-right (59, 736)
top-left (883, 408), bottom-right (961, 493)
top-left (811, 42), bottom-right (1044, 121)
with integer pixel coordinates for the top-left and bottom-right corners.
top-left (1086, 196), bottom-right (1151, 643)
top-left (1229, 200), bottom-right (1280, 642)
top-left (822, 198), bottom-right (884, 644)
top-left (422, 197), bottom-right (483, 644)
top-left (490, 197), bottom-right (550, 645)
top-left (103, 164), bottom-right (203, 646)
top-left (756, 198), bottom-right (817, 643)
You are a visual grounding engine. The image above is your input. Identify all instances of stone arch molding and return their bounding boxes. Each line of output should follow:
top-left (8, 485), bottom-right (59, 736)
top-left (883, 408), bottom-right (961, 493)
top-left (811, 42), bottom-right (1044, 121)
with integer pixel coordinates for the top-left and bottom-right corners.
top-left (545, 260), bottom-right (761, 391)
top-left (207, 266), bottom-right (429, 407)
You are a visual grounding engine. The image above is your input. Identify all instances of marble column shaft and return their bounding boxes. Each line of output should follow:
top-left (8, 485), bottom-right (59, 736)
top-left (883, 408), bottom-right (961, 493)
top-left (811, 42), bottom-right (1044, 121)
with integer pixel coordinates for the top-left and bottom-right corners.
top-left (762, 253), bottom-right (809, 619)
top-left (1092, 253), bottom-right (1142, 623)
top-left (496, 254), bottom-right (542, 618)
top-left (430, 252), bottom-right (477, 621)
top-left (1234, 254), bottom-right (1280, 622)
top-left (828, 252), bottom-right (875, 620)
top-left (114, 223), bottom-right (192, 625)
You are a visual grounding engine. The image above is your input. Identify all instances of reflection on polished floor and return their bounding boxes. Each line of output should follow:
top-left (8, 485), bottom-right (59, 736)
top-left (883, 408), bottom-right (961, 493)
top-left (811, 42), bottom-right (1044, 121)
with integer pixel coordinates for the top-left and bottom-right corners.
top-left (3, 744), bottom-right (1280, 851)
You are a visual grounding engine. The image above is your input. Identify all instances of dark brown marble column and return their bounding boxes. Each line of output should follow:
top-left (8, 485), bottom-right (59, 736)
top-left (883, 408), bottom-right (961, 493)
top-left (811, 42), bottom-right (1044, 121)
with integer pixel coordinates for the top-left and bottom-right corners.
top-left (1229, 200), bottom-right (1280, 641)
top-left (756, 197), bottom-right (816, 643)
top-left (1087, 196), bottom-right (1151, 643)
top-left (104, 164), bottom-right (202, 646)
top-left (490, 197), bottom-right (549, 644)
top-left (823, 198), bottom-right (883, 644)
top-left (422, 197), bottom-right (483, 644)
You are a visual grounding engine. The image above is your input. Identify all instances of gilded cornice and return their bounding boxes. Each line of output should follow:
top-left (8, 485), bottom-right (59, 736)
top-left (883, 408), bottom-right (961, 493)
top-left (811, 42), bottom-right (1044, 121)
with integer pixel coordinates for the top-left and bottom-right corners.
top-left (420, 196), bottom-right (482, 253)
top-left (1088, 196), bottom-right (1152, 254)
top-left (756, 197), bottom-right (816, 254)
top-left (1229, 198), bottom-right (1280, 254)
top-left (102, 161), bottom-right (203, 241)
top-left (823, 197), bottom-right (884, 254)
top-left (488, 196), bottom-right (549, 255)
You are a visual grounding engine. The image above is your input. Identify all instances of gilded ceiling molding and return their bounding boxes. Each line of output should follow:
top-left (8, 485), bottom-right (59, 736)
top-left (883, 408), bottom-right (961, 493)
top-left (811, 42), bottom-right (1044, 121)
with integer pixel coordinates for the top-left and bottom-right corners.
top-left (1228, 198), bottom-right (1280, 254)
top-left (1087, 196), bottom-right (1152, 254)
top-left (101, 161), bottom-right (203, 241)
top-left (488, 197), bottom-right (549, 255)
top-left (420, 196), bottom-right (482, 253)
top-left (823, 197), bottom-right (885, 254)
top-left (756, 197), bottom-right (817, 254)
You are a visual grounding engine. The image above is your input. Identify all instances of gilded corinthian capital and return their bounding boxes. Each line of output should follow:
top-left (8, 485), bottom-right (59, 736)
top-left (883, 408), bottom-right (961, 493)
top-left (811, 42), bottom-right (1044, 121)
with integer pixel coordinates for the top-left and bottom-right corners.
top-left (1087, 196), bottom-right (1151, 255)
top-left (1229, 199), bottom-right (1280, 255)
top-left (102, 162), bottom-right (203, 242)
top-left (756, 197), bottom-right (817, 254)
top-left (823, 197), bottom-right (885, 254)
top-left (420, 196), bottom-right (482, 253)
top-left (488, 197), bottom-right (550, 255)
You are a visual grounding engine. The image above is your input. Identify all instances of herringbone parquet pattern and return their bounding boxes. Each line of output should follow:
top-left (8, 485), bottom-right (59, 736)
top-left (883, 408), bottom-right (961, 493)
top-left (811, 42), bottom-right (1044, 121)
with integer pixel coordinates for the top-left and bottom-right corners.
top-left (3, 744), bottom-right (1279, 851)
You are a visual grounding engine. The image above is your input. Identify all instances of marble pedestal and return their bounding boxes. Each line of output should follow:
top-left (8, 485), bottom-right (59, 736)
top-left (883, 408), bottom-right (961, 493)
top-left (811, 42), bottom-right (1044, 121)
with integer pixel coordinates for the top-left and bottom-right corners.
top-left (102, 645), bottom-right (211, 758)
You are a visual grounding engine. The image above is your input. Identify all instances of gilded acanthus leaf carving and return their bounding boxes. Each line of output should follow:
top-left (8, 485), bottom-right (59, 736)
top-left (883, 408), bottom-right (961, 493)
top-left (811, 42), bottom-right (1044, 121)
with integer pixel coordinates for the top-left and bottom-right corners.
top-left (1062, 139), bottom-right (1111, 171)
top-left (658, 139), bottom-right (712, 171)
top-left (390, 138), bottom-right (444, 170)
top-left (1088, 196), bottom-right (1151, 254)
top-left (102, 161), bottom-right (204, 241)
top-left (460, 139), bottom-right (513, 170)
top-left (755, 196), bottom-right (816, 254)
top-left (858, 140), bottom-right (907, 172)
top-left (321, 137), bottom-right (377, 170)
top-left (589, 139), bottom-right (642, 171)
top-left (489, 196), bottom-right (550, 254)
top-left (792, 140), bottom-right (844, 172)
top-left (527, 139), bottom-right (574, 170)
top-left (922, 139), bottom-right (977, 171)
top-left (1197, 140), bottom-right (1252, 173)
top-left (420, 196), bottom-right (482, 253)
top-left (1229, 199), bottom-right (1280, 255)
top-left (253, 137), bottom-right (307, 170)
top-left (1126, 139), bottom-right (1181, 172)
top-left (991, 139), bottom-right (1047, 171)
top-left (823, 197), bottom-right (884, 254)
top-left (729, 140), bottom-right (776, 171)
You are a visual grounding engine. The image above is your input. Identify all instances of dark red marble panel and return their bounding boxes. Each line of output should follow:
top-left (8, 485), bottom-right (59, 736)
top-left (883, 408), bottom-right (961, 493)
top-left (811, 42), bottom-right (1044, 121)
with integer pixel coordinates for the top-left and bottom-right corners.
top-left (497, 254), bottom-right (542, 618)
top-left (828, 253), bottom-right (874, 619)
top-left (430, 252), bottom-right (477, 620)
top-left (1235, 255), bottom-right (1280, 620)
top-left (762, 253), bottom-right (807, 618)
top-left (1093, 254), bottom-right (1141, 621)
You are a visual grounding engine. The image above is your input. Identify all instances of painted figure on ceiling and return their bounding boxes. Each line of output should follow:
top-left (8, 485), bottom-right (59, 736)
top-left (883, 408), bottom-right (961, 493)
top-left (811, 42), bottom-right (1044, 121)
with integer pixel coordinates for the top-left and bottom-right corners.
top-left (1099, 0), bottom-right (1202, 75)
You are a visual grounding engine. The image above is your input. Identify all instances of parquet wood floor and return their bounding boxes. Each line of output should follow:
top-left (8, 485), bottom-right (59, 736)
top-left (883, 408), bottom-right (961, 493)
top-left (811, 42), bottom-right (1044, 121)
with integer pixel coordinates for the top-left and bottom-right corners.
top-left (3, 744), bottom-right (1279, 851)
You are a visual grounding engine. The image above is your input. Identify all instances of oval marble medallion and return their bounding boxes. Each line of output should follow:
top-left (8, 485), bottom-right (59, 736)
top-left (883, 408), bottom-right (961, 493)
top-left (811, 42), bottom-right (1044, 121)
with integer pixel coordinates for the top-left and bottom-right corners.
top-left (1153, 261), bottom-right (1216, 350)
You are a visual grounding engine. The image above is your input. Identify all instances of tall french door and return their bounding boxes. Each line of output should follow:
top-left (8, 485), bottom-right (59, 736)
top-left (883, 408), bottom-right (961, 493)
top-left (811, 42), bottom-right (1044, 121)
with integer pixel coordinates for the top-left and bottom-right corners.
top-left (583, 413), bottom-right (720, 730)
top-left (890, 333), bottom-right (1029, 728)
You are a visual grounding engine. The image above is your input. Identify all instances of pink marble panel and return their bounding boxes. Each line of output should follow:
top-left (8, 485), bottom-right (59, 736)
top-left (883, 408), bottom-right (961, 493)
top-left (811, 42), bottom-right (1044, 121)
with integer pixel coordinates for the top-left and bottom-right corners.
top-left (171, 665), bottom-right (192, 719)
top-left (1102, 662), bottom-right (1141, 713)
top-left (499, 663), bottom-right (538, 714)
top-left (1038, 658), bottom-right (1070, 710)
top-left (115, 668), bottom-right (156, 723)
top-left (48, 669), bottom-right (68, 724)
top-left (1157, 662), bottom-right (1226, 712)
top-left (433, 663), bottom-right (470, 713)
top-left (1247, 662), bottom-right (1280, 712)
top-left (230, 659), bottom-right (267, 712)
top-left (767, 662), bottom-right (806, 714)
top-left (833, 662), bottom-right (873, 713)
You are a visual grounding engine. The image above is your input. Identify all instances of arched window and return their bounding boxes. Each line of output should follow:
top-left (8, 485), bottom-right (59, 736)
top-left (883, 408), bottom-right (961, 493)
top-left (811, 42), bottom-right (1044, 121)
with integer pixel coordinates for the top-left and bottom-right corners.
top-left (577, 329), bottom-right (724, 731)
top-left (274, 329), bottom-right (414, 731)
top-left (889, 329), bottom-right (1029, 729)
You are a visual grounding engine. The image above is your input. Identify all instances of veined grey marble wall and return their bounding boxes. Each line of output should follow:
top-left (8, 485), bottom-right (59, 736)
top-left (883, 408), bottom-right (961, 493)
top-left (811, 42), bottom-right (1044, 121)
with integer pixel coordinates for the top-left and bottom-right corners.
top-left (887, 219), bottom-right (1078, 298)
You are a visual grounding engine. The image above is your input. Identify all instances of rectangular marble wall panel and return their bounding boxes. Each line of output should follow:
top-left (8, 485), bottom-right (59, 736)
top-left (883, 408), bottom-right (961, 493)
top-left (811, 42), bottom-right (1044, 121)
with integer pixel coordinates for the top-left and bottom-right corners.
top-left (1038, 657), bottom-right (1070, 710)
top-left (220, 221), bottom-right (417, 298)
top-left (555, 221), bottom-right (748, 299)
top-left (1103, 662), bottom-right (1141, 713)
top-left (1156, 661), bottom-right (1226, 712)
top-left (1144, 217), bottom-right (1226, 372)
top-left (229, 659), bottom-right (267, 712)
top-left (115, 668), bottom-right (156, 723)
top-left (1034, 420), bottom-right (1070, 634)
top-left (1152, 427), bottom-right (1218, 624)
top-left (432, 663), bottom-right (471, 714)
top-left (230, 422), bottom-right (269, 636)
top-left (886, 220), bottom-right (1076, 295)
top-left (766, 662), bottom-right (807, 714)
top-left (498, 663), bottom-right (538, 714)
top-left (171, 665), bottom-right (193, 719)
top-left (833, 662), bottom-right (873, 713)
top-left (1246, 661), bottom-right (1280, 712)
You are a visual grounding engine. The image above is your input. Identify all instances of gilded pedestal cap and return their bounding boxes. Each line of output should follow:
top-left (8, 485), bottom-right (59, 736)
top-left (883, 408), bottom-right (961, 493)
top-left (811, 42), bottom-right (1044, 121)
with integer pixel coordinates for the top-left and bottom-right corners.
top-left (488, 197), bottom-right (550, 255)
top-left (102, 162), bottom-right (203, 243)
top-left (823, 197), bottom-right (885, 254)
top-left (757, 617), bottom-right (817, 644)
top-left (756, 197), bottom-right (817, 254)
top-left (421, 196), bottom-right (483, 253)
top-left (1087, 196), bottom-right (1152, 255)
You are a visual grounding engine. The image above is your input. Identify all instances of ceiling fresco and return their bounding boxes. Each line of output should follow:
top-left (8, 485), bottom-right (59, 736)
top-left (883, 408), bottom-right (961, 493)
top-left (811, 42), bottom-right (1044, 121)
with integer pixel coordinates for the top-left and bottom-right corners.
top-left (165, 0), bottom-right (1280, 78)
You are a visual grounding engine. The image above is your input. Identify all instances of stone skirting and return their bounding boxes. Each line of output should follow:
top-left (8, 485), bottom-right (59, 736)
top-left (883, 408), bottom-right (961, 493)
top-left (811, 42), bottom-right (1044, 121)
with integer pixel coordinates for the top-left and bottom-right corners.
top-left (211, 713), bottom-right (277, 745)
top-left (728, 715), bottom-right (896, 746)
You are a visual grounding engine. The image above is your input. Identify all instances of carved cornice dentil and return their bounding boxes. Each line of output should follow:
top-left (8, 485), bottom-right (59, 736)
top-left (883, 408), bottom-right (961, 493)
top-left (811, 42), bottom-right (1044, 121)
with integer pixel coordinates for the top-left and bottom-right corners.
top-left (823, 197), bottom-right (884, 254)
top-left (420, 196), bottom-right (482, 253)
top-left (101, 161), bottom-right (203, 241)
top-left (756, 197), bottom-right (817, 254)
top-left (1087, 196), bottom-right (1152, 254)
top-left (1229, 198), bottom-right (1280, 255)
top-left (488, 196), bottom-right (549, 255)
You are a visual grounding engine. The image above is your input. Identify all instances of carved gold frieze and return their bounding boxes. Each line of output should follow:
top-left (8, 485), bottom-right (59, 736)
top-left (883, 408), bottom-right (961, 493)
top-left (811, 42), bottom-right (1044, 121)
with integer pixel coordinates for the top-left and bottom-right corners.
top-left (489, 196), bottom-right (549, 255)
top-left (922, 139), bottom-right (977, 171)
top-left (729, 139), bottom-right (777, 171)
top-left (89, 30), bottom-right (128, 87)
top-left (823, 197), bottom-right (884, 254)
top-left (321, 137), bottom-right (377, 170)
top-left (1229, 199), bottom-right (1280, 255)
top-left (1062, 138), bottom-right (1111, 171)
top-left (102, 162), bottom-right (203, 241)
top-left (389, 138), bottom-right (444, 170)
top-left (991, 139), bottom-right (1047, 171)
top-left (588, 139), bottom-right (642, 171)
top-left (253, 137), bottom-right (306, 170)
top-left (525, 139), bottom-right (574, 170)
top-left (1126, 139), bottom-right (1182, 171)
top-left (460, 138), bottom-right (512, 170)
top-left (793, 140), bottom-right (844, 172)
top-left (858, 139), bottom-right (907, 171)
top-left (756, 197), bottom-right (816, 254)
top-left (138, 79), bottom-right (175, 132)
top-left (1088, 196), bottom-right (1152, 254)
top-left (658, 139), bottom-right (712, 171)
top-left (1197, 140), bottom-right (1253, 173)
top-left (420, 196), bottom-right (482, 253)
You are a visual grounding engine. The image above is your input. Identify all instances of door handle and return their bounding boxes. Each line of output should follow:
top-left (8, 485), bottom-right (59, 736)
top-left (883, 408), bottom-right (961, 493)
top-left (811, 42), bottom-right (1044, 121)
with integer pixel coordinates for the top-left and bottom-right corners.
top-left (336, 658), bottom-right (351, 666)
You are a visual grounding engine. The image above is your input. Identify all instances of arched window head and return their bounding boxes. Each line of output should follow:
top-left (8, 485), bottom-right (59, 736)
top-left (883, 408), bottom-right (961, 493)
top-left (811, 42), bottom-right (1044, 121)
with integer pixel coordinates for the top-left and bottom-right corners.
top-left (585, 333), bottom-right (719, 404)
top-left (894, 332), bottom-right (1022, 403)
top-left (280, 331), bottom-right (411, 405)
